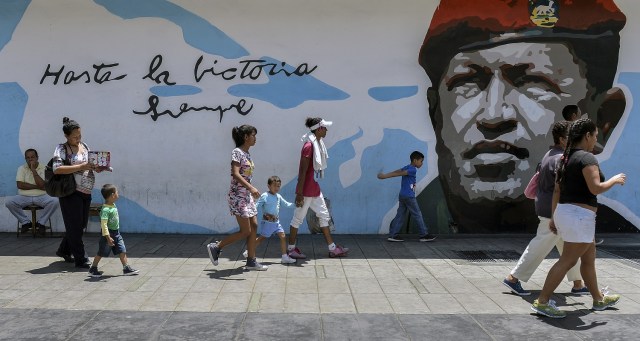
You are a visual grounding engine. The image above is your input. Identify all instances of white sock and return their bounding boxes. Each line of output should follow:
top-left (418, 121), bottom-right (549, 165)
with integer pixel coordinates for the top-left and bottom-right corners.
top-left (328, 243), bottom-right (336, 251)
top-left (282, 254), bottom-right (288, 258)
top-left (288, 244), bottom-right (296, 251)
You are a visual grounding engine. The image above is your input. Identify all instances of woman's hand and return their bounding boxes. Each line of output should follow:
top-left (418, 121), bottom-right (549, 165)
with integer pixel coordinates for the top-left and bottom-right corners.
top-left (295, 194), bottom-right (304, 207)
top-left (249, 186), bottom-right (260, 199)
top-left (80, 162), bottom-right (95, 171)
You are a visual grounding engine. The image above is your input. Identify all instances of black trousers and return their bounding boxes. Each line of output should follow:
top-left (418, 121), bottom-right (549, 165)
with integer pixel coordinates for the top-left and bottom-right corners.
top-left (57, 191), bottom-right (91, 265)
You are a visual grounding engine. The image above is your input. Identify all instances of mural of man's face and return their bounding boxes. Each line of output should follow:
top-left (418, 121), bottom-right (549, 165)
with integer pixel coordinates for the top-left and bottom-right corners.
top-left (434, 42), bottom-right (589, 202)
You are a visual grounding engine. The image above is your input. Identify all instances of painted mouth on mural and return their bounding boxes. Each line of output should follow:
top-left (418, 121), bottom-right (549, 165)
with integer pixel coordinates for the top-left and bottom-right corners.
top-left (462, 141), bottom-right (529, 160)
top-left (472, 161), bottom-right (516, 182)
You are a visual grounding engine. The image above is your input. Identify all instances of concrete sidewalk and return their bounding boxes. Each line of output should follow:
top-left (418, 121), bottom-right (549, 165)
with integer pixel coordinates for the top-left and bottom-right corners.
top-left (0, 232), bottom-right (639, 340)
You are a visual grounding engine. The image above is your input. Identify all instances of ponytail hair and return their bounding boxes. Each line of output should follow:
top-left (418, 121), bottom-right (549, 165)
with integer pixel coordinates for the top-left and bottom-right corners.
top-left (231, 125), bottom-right (257, 147)
top-left (62, 117), bottom-right (80, 135)
top-left (555, 118), bottom-right (597, 184)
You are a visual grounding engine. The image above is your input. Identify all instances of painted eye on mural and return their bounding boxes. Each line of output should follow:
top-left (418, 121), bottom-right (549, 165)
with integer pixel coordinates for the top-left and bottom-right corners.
top-left (453, 84), bottom-right (480, 97)
top-left (511, 75), bottom-right (558, 93)
top-left (446, 65), bottom-right (491, 98)
top-left (499, 64), bottom-right (559, 95)
top-left (448, 76), bottom-right (489, 98)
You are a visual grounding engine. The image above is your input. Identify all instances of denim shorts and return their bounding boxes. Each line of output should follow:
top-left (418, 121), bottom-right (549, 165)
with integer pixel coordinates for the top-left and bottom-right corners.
top-left (554, 203), bottom-right (596, 243)
top-left (259, 221), bottom-right (284, 237)
top-left (97, 230), bottom-right (127, 257)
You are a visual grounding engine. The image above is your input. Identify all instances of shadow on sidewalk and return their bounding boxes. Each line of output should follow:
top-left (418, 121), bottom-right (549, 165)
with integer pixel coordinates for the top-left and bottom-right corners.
top-left (2, 233), bottom-right (639, 265)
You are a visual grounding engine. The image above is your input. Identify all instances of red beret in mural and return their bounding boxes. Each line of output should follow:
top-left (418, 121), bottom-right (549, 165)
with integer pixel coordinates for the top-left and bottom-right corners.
top-left (419, 0), bottom-right (626, 83)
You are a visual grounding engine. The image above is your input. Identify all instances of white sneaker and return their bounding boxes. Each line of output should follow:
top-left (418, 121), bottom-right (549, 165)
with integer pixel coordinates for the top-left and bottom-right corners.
top-left (281, 254), bottom-right (296, 264)
top-left (242, 249), bottom-right (248, 258)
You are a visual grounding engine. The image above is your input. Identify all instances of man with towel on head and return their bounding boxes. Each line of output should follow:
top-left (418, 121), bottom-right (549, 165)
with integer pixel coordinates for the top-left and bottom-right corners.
top-left (286, 117), bottom-right (349, 259)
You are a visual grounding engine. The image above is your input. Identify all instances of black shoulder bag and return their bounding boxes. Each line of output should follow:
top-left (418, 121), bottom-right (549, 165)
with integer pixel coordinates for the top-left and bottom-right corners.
top-left (45, 143), bottom-right (76, 197)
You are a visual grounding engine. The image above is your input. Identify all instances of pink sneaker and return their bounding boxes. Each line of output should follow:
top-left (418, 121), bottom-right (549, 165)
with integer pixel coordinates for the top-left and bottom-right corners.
top-left (329, 245), bottom-right (349, 258)
top-left (288, 247), bottom-right (307, 259)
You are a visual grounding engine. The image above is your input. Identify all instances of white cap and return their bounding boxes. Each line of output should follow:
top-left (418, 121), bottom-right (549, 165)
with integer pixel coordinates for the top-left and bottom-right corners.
top-left (309, 119), bottom-right (333, 130)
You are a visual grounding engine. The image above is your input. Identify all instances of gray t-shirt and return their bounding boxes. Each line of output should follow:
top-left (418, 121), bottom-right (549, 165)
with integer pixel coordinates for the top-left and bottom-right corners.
top-left (534, 146), bottom-right (563, 218)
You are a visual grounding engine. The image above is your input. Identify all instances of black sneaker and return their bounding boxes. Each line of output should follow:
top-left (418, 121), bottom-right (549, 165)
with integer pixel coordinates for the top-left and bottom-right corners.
top-left (36, 223), bottom-right (47, 236)
top-left (419, 234), bottom-right (437, 242)
top-left (21, 223), bottom-right (31, 233)
top-left (75, 262), bottom-right (91, 269)
top-left (245, 258), bottom-right (268, 271)
top-left (56, 251), bottom-right (74, 263)
top-left (387, 236), bottom-right (405, 242)
top-left (206, 242), bottom-right (221, 266)
top-left (88, 266), bottom-right (103, 278)
top-left (123, 265), bottom-right (139, 276)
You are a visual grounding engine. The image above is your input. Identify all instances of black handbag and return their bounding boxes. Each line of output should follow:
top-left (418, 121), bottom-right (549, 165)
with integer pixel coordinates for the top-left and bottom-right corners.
top-left (45, 143), bottom-right (76, 197)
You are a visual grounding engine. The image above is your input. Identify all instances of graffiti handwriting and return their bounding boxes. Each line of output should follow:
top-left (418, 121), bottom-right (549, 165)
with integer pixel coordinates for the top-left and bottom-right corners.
top-left (143, 54), bottom-right (176, 85)
top-left (133, 95), bottom-right (253, 122)
top-left (39, 63), bottom-right (127, 85)
top-left (194, 56), bottom-right (318, 82)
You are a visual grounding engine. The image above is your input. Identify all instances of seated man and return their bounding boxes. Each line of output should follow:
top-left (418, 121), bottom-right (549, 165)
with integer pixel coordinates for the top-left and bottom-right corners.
top-left (5, 148), bottom-right (59, 234)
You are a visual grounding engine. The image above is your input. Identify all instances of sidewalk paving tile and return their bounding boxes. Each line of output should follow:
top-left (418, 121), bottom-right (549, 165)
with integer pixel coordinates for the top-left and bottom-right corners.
top-left (421, 293), bottom-right (467, 314)
top-left (438, 277), bottom-right (479, 294)
top-left (387, 293), bottom-right (431, 314)
top-left (175, 292), bottom-right (217, 312)
top-left (255, 292), bottom-right (285, 313)
top-left (347, 277), bottom-right (384, 294)
top-left (317, 277), bottom-right (350, 293)
top-left (323, 313), bottom-right (409, 341)
top-left (158, 312), bottom-right (244, 340)
top-left (379, 277), bottom-right (420, 294)
top-left (399, 314), bottom-right (493, 340)
top-left (70, 310), bottom-right (170, 340)
top-left (319, 293), bottom-right (357, 313)
top-left (139, 291), bottom-right (186, 311)
top-left (253, 277), bottom-right (286, 293)
top-left (239, 313), bottom-right (322, 341)
top-left (453, 293), bottom-right (505, 314)
top-left (416, 277), bottom-right (448, 293)
top-left (211, 291), bottom-right (252, 312)
top-left (285, 293), bottom-right (320, 313)
top-left (352, 293), bottom-right (394, 313)
top-left (286, 277), bottom-right (318, 294)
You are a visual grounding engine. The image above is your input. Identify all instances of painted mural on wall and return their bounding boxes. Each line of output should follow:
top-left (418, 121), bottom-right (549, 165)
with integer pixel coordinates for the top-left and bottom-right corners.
top-left (416, 0), bottom-right (637, 233)
top-left (0, 0), bottom-right (638, 234)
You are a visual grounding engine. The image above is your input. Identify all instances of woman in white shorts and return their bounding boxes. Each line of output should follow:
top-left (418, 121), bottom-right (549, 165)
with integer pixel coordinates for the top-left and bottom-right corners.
top-left (532, 118), bottom-right (626, 318)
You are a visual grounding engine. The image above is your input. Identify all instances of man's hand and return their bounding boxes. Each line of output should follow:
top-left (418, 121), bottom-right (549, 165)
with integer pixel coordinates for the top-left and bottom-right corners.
top-left (295, 194), bottom-right (304, 207)
top-left (107, 236), bottom-right (115, 246)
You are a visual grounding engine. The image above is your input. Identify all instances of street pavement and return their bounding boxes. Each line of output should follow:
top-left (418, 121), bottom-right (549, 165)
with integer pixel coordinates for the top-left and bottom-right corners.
top-left (0, 232), bottom-right (639, 340)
